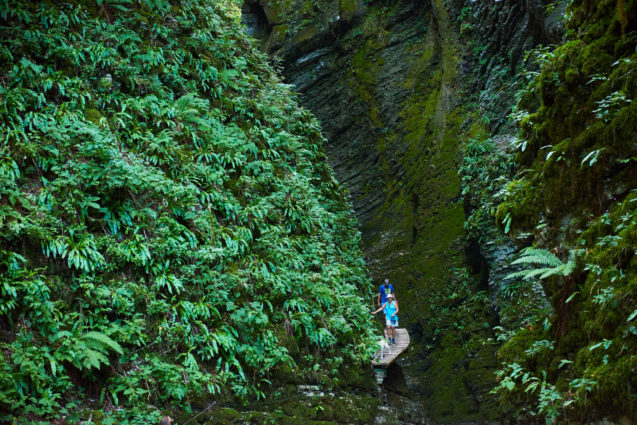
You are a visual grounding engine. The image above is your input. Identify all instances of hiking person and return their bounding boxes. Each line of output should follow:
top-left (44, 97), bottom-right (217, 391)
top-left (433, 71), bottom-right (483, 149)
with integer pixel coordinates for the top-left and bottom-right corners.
top-left (372, 293), bottom-right (399, 344)
top-left (377, 278), bottom-right (395, 308)
top-left (159, 416), bottom-right (173, 425)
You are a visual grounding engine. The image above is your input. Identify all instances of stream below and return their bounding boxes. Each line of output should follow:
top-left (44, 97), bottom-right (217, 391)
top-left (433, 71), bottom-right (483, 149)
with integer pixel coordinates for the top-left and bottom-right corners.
top-left (373, 364), bottom-right (428, 425)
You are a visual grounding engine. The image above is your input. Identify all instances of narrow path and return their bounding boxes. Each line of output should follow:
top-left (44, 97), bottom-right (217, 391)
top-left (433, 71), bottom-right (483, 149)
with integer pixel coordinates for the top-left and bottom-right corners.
top-left (372, 328), bottom-right (410, 367)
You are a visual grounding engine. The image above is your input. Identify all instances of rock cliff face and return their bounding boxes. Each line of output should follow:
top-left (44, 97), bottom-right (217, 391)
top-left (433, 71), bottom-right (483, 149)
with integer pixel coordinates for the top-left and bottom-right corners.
top-left (244, 0), bottom-right (562, 421)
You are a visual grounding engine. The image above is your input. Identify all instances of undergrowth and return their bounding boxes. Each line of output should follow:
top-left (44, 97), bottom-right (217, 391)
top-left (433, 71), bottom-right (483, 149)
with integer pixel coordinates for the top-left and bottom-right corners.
top-left (0, 1), bottom-right (376, 423)
top-left (489, 0), bottom-right (637, 422)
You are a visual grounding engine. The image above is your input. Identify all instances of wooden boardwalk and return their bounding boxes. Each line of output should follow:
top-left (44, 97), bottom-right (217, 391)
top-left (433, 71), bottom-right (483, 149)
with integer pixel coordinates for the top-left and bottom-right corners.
top-left (372, 328), bottom-right (410, 367)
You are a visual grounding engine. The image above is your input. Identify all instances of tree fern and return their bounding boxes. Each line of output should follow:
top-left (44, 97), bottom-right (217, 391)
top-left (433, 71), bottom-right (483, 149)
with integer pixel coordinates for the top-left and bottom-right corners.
top-left (506, 248), bottom-right (580, 281)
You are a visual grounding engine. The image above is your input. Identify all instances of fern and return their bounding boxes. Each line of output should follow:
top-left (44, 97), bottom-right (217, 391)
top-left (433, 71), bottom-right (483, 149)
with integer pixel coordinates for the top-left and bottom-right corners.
top-left (81, 348), bottom-right (110, 370)
top-left (81, 331), bottom-right (123, 355)
top-left (506, 247), bottom-right (579, 281)
top-left (511, 248), bottom-right (562, 267)
top-left (0, 0), bottom-right (377, 419)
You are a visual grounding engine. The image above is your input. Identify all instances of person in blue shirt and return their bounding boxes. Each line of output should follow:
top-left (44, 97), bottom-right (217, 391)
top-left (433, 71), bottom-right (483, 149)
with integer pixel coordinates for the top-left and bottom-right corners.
top-left (372, 293), bottom-right (399, 344)
top-left (377, 278), bottom-right (395, 308)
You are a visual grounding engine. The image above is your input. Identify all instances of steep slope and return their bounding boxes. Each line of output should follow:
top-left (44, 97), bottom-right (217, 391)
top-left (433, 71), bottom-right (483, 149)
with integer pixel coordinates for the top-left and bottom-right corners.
top-left (246, 0), bottom-right (563, 421)
top-left (242, 0), bottom-right (637, 423)
top-left (492, 0), bottom-right (637, 422)
top-left (0, 1), bottom-right (376, 423)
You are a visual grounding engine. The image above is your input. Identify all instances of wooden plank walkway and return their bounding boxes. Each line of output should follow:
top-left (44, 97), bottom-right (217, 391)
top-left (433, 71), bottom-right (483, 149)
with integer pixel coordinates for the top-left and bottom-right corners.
top-left (372, 328), bottom-right (409, 367)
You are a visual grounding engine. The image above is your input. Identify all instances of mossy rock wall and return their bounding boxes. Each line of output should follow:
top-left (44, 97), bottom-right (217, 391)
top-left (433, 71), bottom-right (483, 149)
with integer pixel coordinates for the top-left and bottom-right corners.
top-left (491, 0), bottom-right (637, 421)
top-left (254, 0), bottom-right (560, 421)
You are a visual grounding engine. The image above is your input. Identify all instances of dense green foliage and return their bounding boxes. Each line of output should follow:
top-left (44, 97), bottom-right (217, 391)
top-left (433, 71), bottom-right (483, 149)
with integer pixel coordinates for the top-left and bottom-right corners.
top-left (490, 0), bottom-right (637, 422)
top-left (0, 1), bottom-right (376, 423)
top-left (505, 247), bottom-right (579, 281)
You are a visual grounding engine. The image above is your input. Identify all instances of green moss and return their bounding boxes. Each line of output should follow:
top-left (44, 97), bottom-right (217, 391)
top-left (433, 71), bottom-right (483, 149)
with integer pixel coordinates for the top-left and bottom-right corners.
top-left (259, 0), bottom-right (361, 54)
top-left (88, 410), bottom-right (106, 423)
top-left (344, 9), bottom-right (390, 127)
top-left (261, 2), bottom-right (289, 23)
top-left (339, 0), bottom-right (358, 18)
top-left (207, 407), bottom-right (242, 425)
top-left (204, 391), bottom-right (379, 425)
top-left (84, 108), bottom-right (101, 124)
top-left (492, 1), bottom-right (637, 421)
top-left (294, 23), bottom-right (322, 45)
top-left (342, 2), bottom-right (505, 421)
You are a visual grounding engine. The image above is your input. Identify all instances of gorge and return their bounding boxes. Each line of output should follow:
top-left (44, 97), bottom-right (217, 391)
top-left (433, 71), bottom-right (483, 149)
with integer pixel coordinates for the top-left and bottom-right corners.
top-left (242, 0), bottom-right (637, 423)
top-left (0, 0), bottom-right (635, 424)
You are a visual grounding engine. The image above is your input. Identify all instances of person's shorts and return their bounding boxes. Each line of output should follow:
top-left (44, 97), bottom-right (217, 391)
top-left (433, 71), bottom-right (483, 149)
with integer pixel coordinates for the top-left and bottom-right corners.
top-left (386, 317), bottom-right (398, 327)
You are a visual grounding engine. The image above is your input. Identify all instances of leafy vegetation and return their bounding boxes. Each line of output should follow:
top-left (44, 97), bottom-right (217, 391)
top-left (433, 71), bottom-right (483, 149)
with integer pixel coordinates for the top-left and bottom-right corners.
top-left (459, 135), bottom-right (516, 244)
top-left (0, 1), bottom-right (376, 423)
top-left (490, 0), bottom-right (637, 422)
top-left (505, 247), bottom-right (580, 281)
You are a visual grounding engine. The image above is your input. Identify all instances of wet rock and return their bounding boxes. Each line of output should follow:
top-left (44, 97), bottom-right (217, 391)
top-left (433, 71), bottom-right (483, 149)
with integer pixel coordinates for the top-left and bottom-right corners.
top-left (244, 0), bottom-right (562, 422)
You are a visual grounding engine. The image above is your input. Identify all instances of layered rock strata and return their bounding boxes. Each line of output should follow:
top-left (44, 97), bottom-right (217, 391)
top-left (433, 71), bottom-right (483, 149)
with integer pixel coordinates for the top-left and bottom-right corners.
top-left (244, 0), bottom-right (561, 420)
